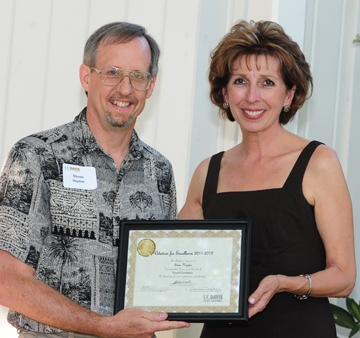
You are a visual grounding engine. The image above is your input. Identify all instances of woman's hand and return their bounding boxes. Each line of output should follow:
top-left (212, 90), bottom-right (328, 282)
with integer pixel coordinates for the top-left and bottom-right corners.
top-left (248, 275), bottom-right (281, 318)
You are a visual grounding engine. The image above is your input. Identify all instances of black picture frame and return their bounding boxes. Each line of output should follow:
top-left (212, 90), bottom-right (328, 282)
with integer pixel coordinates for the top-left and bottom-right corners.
top-left (114, 219), bottom-right (252, 323)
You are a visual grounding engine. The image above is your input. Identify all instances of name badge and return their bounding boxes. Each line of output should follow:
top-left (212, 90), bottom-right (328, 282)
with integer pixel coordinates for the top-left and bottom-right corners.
top-left (63, 163), bottom-right (97, 190)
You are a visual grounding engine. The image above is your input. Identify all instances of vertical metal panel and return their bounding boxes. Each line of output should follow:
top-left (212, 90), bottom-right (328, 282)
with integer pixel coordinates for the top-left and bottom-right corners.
top-left (304, 0), bottom-right (344, 145)
top-left (87, 0), bottom-right (128, 30)
top-left (186, 0), bottom-right (231, 190)
top-left (277, 0), bottom-right (307, 136)
top-left (232, 0), bottom-right (249, 22)
top-left (42, 0), bottom-right (90, 130)
top-left (345, 0), bottom-right (360, 304)
top-left (0, 0), bottom-right (15, 169)
top-left (150, 0), bottom-right (201, 205)
top-left (248, 0), bottom-right (273, 21)
top-left (2, 0), bottom-right (53, 162)
top-left (331, 0), bottom-right (359, 169)
top-left (0, 1), bottom-right (359, 337)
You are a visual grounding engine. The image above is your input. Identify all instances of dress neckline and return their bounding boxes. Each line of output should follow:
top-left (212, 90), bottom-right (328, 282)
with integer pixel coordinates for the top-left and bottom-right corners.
top-left (212, 141), bottom-right (322, 195)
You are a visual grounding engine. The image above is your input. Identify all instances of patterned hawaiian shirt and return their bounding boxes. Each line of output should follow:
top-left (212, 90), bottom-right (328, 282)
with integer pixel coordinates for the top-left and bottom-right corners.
top-left (0, 108), bottom-right (177, 332)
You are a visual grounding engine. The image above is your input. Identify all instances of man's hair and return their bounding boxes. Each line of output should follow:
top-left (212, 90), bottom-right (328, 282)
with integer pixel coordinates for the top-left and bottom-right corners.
top-left (209, 20), bottom-right (313, 124)
top-left (83, 22), bottom-right (160, 76)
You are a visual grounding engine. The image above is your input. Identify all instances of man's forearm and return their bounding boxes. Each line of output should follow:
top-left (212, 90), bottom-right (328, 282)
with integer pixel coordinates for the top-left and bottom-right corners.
top-left (0, 250), bottom-right (104, 335)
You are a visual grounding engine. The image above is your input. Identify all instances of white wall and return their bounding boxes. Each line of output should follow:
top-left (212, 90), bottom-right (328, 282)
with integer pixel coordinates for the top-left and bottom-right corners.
top-left (0, 1), bottom-right (359, 337)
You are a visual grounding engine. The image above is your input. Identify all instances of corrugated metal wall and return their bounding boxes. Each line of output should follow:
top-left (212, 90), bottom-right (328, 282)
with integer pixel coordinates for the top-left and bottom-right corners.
top-left (0, 1), bottom-right (359, 337)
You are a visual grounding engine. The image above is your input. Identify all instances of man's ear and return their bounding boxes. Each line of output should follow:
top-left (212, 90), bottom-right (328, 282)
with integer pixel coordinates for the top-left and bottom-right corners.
top-left (79, 64), bottom-right (91, 93)
top-left (146, 75), bottom-right (157, 99)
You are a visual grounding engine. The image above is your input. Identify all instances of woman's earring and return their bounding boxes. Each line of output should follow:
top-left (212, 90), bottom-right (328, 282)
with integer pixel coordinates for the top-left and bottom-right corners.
top-left (283, 105), bottom-right (291, 113)
top-left (223, 102), bottom-right (229, 109)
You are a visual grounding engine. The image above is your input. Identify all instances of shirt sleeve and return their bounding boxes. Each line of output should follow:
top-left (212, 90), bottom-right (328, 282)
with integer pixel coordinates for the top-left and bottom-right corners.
top-left (0, 139), bottom-right (50, 268)
top-left (168, 164), bottom-right (178, 220)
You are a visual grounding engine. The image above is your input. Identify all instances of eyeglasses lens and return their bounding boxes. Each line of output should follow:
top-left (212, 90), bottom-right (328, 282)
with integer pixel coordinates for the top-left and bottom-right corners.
top-left (101, 67), bottom-right (151, 90)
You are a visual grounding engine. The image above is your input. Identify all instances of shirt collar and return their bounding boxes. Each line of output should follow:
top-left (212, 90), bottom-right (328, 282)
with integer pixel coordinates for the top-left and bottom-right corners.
top-left (75, 107), bottom-right (143, 161)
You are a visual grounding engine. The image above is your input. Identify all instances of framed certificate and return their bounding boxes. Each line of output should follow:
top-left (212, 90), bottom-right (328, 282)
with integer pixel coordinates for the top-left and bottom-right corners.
top-left (114, 220), bottom-right (252, 323)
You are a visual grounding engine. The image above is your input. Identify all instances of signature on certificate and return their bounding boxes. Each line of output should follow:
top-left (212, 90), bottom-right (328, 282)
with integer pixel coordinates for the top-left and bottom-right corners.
top-left (170, 280), bottom-right (195, 287)
top-left (187, 287), bottom-right (222, 293)
top-left (139, 285), bottom-right (170, 292)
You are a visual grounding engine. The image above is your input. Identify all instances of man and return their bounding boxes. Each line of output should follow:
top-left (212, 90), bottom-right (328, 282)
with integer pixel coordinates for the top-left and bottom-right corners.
top-left (0, 22), bottom-right (189, 338)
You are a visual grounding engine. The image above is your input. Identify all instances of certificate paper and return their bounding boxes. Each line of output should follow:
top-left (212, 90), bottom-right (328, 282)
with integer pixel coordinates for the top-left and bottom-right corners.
top-left (115, 220), bottom-right (252, 322)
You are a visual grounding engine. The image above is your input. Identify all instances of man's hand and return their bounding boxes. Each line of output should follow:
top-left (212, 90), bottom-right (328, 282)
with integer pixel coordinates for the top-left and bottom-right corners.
top-left (99, 308), bottom-right (190, 338)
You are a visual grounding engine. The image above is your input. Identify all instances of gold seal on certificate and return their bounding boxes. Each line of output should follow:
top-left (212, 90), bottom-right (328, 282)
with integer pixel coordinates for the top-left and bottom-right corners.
top-left (137, 239), bottom-right (156, 257)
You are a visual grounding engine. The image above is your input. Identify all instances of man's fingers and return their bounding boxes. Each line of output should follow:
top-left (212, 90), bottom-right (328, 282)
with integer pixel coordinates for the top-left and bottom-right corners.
top-left (153, 320), bottom-right (190, 331)
top-left (149, 311), bottom-right (168, 322)
top-left (147, 311), bottom-right (190, 330)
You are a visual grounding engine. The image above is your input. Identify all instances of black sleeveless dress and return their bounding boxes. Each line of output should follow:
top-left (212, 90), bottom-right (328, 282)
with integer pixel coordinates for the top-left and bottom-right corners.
top-left (200, 141), bottom-right (336, 338)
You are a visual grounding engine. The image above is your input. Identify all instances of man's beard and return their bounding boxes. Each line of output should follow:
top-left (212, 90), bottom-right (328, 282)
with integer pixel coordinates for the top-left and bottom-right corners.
top-left (106, 111), bottom-right (135, 128)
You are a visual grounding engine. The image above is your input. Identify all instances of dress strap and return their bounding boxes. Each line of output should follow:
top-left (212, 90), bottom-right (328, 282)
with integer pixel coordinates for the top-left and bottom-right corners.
top-left (283, 140), bottom-right (324, 190)
top-left (202, 151), bottom-right (224, 201)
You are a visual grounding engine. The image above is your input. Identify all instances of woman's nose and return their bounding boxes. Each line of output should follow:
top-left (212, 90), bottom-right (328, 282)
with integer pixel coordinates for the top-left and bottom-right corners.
top-left (245, 84), bottom-right (260, 103)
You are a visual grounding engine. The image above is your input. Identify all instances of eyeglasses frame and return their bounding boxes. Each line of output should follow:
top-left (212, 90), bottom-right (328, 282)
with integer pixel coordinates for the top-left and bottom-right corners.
top-left (91, 66), bottom-right (153, 91)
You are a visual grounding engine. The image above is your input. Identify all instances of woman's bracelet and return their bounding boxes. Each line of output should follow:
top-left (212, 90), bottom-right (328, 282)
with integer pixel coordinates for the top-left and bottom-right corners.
top-left (294, 274), bottom-right (312, 300)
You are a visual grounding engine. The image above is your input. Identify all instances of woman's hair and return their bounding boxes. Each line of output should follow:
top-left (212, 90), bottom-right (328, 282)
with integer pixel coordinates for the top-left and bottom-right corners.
top-left (209, 20), bottom-right (313, 124)
top-left (83, 22), bottom-right (160, 76)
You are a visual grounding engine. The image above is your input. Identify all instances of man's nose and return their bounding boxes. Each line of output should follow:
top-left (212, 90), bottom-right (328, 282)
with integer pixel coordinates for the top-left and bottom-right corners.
top-left (116, 74), bottom-right (133, 93)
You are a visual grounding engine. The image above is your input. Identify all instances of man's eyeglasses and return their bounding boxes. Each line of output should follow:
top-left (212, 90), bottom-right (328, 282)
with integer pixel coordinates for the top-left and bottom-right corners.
top-left (91, 66), bottom-right (153, 91)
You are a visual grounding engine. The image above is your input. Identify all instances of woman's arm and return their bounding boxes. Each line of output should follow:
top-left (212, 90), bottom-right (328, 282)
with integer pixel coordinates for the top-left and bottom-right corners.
top-left (248, 145), bottom-right (356, 317)
top-left (302, 144), bottom-right (356, 297)
top-left (178, 158), bottom-right (210, 220)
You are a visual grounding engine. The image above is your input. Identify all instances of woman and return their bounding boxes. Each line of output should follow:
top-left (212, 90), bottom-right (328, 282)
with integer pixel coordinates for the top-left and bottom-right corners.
top-left (179, 20), bottom-right (356, 337)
